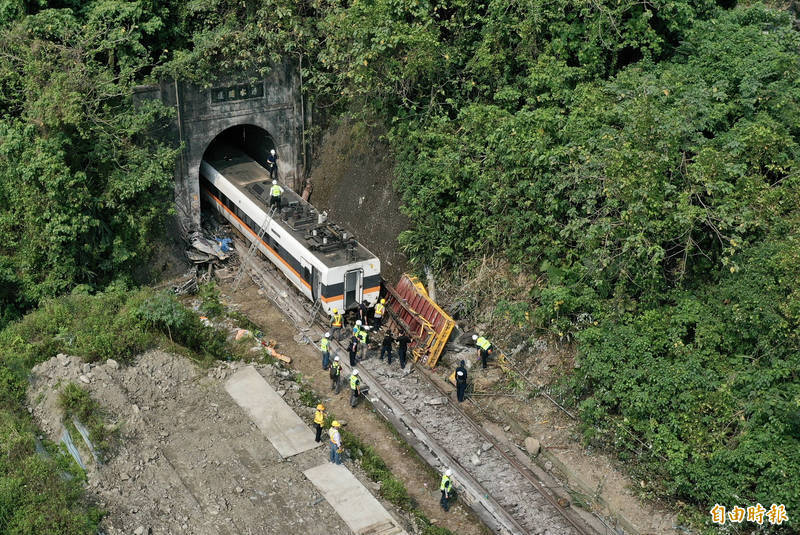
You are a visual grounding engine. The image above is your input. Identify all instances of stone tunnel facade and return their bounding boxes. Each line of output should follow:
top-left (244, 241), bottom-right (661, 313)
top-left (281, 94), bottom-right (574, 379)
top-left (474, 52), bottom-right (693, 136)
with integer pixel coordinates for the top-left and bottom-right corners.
top-left (134, 62), bottom-right (304, 232)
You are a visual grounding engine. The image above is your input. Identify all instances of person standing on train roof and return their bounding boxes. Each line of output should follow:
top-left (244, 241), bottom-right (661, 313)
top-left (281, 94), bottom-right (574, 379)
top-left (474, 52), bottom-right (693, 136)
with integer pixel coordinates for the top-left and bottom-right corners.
top-left (373, 298), bottom-right (386, 329)
top-left (266, 148), bottom-right (278, 181)
top-left (269, 179), bottom-right (283, 210)
top-left (330, 308), bottom-right (344, 341)
top-left (320, 332), bottom-right (331, 370)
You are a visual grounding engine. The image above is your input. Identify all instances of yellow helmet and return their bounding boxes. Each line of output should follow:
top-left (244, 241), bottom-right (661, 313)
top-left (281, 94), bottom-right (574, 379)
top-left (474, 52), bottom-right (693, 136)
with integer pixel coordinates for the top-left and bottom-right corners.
top-left (333, 308), bottom-right (338, 313)
top-left (380, 298), bottom-right (386, 304)
top-left (332, 420), bottom-right (341, 427)
top-left (316, 404), bottom-right (325, 410)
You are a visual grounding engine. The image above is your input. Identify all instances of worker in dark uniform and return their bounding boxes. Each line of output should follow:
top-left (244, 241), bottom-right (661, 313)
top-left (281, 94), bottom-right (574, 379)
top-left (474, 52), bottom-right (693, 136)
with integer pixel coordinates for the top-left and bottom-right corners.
top-left (347, 335), bottom-right (359, 367)
top-left (269, 179), bottom-right (283, 210)
top-left (380, 330), bottom-right (394, 364)
top-left (330, 356), bottom-right (342, 394)
top-left (266, 148), bottom-right (278, 181)
top-left (472, 334), bottom-right (493, 369)
top-left (455, 360), bottom-right (468, 402)
top-left (396, 332), bottom-right (411, 369)
top-left (358, 299), bottom-right (370, 327)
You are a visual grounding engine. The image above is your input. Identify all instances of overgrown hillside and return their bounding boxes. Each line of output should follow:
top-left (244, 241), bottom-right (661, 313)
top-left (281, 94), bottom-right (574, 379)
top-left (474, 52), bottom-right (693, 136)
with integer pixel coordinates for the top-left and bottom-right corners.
top-left (1, 0), bottom-right (798, 531)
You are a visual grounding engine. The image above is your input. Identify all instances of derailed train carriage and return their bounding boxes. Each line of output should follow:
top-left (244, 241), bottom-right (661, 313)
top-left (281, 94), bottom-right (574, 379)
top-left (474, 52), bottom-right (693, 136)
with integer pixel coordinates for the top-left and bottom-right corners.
top-left (200, 146), bottom-right (381, 314)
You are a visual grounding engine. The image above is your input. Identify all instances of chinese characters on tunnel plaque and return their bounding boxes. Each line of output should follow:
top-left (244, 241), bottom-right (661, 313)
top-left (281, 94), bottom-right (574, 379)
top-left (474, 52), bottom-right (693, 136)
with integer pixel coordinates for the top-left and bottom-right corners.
top-left (710, 503), bottom-right (788, 525)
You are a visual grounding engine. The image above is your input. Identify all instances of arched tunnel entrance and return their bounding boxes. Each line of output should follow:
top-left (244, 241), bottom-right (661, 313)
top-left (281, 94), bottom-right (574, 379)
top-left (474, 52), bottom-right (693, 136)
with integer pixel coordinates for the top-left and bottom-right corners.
top-left (203, 124), bottom-right (275, 169)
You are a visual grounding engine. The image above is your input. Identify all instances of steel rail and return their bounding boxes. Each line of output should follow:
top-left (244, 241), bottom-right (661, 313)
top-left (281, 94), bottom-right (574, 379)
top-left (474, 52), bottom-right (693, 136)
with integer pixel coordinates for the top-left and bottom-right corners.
top-left (417, 366), bottom-right (594, 535)
top-left (232, 240), bottom-right (595, 534)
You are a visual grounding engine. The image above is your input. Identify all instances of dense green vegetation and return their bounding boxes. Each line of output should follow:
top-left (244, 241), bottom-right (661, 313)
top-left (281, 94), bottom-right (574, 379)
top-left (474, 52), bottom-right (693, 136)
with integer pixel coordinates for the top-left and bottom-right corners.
top-left (1, 0), bottom-right (798, 531)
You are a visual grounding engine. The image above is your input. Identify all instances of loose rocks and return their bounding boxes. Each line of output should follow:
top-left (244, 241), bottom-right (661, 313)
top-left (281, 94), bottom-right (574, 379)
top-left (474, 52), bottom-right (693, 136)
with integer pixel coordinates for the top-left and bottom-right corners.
top-left (525, 437), bottom-right (541, 457)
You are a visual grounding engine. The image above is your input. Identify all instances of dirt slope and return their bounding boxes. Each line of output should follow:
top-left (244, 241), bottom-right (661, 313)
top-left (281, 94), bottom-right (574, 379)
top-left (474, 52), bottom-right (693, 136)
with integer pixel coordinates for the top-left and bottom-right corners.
top-left (308, 119), bottom-right (411, 283)
top-left (28, 351), bottom-right (359, 535)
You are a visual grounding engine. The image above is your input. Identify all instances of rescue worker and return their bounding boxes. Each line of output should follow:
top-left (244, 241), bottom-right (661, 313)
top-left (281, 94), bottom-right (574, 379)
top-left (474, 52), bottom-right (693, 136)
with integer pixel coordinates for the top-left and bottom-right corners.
top-left (358, 299), bottom-right (370, 326)
top-left (373, 298), bottom-right (386, 329)
top-left (473, 334), bottom-right (494, 369)
top-left (347, 335), bottom-right (359, 367)
top-left (313, 404), bottom-right (326, 442)
top-left (266, 148), bottom-right (278, 181)
top-left (330, 356), bottom-right (342, 393)
top-left (352, 319), bottom-right (363, 337)
top-left (320, 332), bottom-right (331, 370)
top-left (440, 469), bottom-right (453, 511)
top-left (356, 326), bottom-right (369, 361)
top-left (328, 420), bottom-right (342, 464)
top-left (330, 308), bottom-right (343, 341)
top-left (349, 369), bottom-right (361, 408)
top-left (455, 360), bottom-right (468, 402)
top-left (269, 179), bottom-right (283, 210)
top-left (396, 332), bottom-right (411, 369)
top-left (380, 330), bottom-right (394, 364)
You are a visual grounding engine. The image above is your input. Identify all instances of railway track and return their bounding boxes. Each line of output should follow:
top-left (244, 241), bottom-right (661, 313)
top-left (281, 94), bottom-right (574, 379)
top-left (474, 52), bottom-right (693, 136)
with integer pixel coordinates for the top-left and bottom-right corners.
top-left (230, 239), bottom-right (598, 535)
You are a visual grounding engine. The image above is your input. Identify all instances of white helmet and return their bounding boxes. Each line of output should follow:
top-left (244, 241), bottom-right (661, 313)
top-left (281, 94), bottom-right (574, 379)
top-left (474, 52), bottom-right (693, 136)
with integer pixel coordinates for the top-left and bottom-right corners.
top-left (356, 320), bottom-right (362, 326)
top-left (445, 469), bottom-right (452, 476)
top-left (325, 332), bottom-right (331, 338)
top-left (270, 149), bottom-right (276, 155)
top-left (334, 356), bottom-right (340, 361)
top-left (352, 369), bottom-right (359, 375)
top-left (272, 180), bottom-right (277, 185)
top-left (472, 334), bottom-right (478, 341)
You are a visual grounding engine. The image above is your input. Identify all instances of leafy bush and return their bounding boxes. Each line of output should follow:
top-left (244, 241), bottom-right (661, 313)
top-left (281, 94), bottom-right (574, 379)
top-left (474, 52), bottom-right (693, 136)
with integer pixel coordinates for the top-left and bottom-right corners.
top-left (131, 290), bottom-right (228, 362)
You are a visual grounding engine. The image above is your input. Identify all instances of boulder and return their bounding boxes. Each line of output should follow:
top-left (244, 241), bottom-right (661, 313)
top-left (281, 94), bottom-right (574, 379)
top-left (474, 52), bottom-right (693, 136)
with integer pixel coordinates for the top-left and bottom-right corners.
top-left (524, 437), bottom-right (541, 457)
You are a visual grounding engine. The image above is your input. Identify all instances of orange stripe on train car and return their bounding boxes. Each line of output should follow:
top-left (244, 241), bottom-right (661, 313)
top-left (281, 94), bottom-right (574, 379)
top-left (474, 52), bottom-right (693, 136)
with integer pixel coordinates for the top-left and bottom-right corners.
top-left (203, 187), bottom-right (311, 290)
top-left (363, 286), bottom-right (380, 294)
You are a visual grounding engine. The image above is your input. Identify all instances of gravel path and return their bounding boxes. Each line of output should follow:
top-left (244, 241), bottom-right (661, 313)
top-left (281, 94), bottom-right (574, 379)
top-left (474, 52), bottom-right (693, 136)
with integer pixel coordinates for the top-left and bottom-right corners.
top-left (362, 353), bottom-right (580, 535)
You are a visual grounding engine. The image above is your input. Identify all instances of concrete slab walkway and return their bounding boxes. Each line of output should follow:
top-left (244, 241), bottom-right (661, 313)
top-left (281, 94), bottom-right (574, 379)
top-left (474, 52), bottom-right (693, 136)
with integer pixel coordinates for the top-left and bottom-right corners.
top-left (225, 365), bottom-right (320, 458)
top-left (304, 463), bottom-right (407, 535)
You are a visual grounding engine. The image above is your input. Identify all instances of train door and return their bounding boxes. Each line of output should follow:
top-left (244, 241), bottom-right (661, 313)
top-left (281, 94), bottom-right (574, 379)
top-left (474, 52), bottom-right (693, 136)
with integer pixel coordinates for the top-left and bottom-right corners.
top-left (343, 269), bottom-right (363, 310)
top-left (312, 267), bottom-right (322, 301)
top-left (301, 258), bottom-right (319, 300)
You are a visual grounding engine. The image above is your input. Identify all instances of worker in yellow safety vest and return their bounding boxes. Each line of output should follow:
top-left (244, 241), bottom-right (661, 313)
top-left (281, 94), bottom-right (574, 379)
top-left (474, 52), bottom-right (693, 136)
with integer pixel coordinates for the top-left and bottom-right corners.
top-left (328, 421), bottom-right (342, 464)
top-left (269, 180), bottom-right (284, 210)
top-left (440, 469), bottom-right (453, 511)
top-left (472, 334), bottom-right (493, 369)
top-left (356, 327), bottom-right (369, 361)
top-left (330, 308), bottom-right (343, 341)
top-left (313, 404), bottom-right (326, 443)
top-left (349, 369), bottom-right (361, 408)
top-left (374, 298), bottom-right (386, 329)
top-left (320, 332), bottom-right (331, 370)
top-left (330, 356), bottom-right (342, 393)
